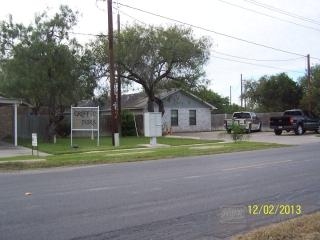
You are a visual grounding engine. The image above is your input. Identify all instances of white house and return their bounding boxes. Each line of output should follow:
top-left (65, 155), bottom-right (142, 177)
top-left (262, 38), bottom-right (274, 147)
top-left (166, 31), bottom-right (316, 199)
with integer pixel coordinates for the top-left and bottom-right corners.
top-left (119, 89), bottom-right (216, 133)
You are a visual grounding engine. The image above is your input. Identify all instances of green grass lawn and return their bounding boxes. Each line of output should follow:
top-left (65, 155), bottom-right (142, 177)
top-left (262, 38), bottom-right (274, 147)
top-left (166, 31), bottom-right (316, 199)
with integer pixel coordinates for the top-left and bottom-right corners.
top-left (17, 136), bottom-right (221, 154)
top-left (0, 135), bottom-right (287, 171)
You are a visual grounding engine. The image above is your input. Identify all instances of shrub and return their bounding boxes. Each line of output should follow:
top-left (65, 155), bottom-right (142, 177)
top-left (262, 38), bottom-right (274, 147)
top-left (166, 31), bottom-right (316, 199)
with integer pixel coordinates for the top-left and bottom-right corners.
top-left (55, 121), bottom-right (71, 137)
top-left (121, 110), bottom-right (136, 136)
top-left (230, 123), bottom-right (245, 142)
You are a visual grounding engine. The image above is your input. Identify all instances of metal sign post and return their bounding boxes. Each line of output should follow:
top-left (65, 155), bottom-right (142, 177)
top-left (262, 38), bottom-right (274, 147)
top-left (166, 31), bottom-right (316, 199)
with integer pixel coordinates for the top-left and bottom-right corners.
top-left (31, 133), bottom-right (38, 156)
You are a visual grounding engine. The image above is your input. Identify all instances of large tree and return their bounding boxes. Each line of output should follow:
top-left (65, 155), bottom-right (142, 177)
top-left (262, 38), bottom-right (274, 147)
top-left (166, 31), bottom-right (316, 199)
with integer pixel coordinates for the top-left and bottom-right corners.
top-left (91, 24), bottom-right (211, 114)
top-left (0, 6), bottom-right (97, 139)
top-left (191, 86), bottom-right (232, 113)
top-left (299, 64), bottom-right (320, 115)
top-left (244, 73), bottom-right (302, 112)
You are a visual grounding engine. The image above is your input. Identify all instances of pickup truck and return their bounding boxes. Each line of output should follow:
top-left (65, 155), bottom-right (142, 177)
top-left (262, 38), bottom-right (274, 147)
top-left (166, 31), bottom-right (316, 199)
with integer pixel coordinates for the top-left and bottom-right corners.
top-left (269, 109), bottom-right (320, 135)
top-left (224, 112), bottom-right (262, 133)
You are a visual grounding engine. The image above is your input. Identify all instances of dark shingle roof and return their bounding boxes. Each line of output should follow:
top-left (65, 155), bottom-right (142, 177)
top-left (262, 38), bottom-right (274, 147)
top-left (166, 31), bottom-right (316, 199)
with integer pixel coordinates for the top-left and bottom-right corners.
top-left (119, 89), bottom-right (216, 110)
top-left (92, 89), bottom-right (216, 110)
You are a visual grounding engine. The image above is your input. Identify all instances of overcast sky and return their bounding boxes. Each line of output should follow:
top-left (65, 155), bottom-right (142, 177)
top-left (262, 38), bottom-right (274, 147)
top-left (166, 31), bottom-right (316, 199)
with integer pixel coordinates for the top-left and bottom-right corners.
top-left (1, 0), bottom-right (320, 103)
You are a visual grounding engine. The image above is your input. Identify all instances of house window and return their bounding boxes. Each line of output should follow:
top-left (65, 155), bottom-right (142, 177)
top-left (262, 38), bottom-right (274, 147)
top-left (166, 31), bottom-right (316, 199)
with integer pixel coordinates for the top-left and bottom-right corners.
top-left (171, 109), bottom-right (178, 126)
top-left (189, 110), bottom-right (196, 125)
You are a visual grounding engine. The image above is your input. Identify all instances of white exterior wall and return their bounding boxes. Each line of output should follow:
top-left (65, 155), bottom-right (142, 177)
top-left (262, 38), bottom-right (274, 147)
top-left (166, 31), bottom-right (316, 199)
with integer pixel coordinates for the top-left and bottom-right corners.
top-left (162, 108), bottom-right (211, 132)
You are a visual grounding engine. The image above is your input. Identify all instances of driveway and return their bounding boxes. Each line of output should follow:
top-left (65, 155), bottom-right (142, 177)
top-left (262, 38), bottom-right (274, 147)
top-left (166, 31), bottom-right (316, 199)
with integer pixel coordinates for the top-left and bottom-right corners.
top-left (0, 142), bottom-right (49, 158)
top-left (170, 131), bottom-right (320, 145)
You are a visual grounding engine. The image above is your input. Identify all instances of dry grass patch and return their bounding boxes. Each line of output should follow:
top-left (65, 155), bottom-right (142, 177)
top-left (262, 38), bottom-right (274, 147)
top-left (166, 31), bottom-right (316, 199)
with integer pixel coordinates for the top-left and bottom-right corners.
top-left (233, 212), bottom-right (320, 240)
top-left (0, 159), bottom-right (46, 164)
top-left (189, 145), bottom-right (223, 150)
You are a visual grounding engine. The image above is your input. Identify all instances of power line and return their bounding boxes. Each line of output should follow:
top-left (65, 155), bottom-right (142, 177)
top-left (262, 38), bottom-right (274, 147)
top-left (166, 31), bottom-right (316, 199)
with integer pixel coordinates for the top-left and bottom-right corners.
top-left (311, 57), bottom-right (320, 63)
top-left (116, 2), bottom-right (308, 58)
top-left (69, 31), bottom-right (107, 37)
top-left (86, 7), bottom-right (308, 66)
top-left (243, 0), bottom-right (320, 26)
top-left (115, 8), bottom-right (146, 25)
top-left (216, 0), bottom-right (320, 33)
top-left (108, 6), bottom-right (306, 65)
top-left (212, 55), bottom-right (306, 74)
top-left (212, 50), bottom-right (305, 62)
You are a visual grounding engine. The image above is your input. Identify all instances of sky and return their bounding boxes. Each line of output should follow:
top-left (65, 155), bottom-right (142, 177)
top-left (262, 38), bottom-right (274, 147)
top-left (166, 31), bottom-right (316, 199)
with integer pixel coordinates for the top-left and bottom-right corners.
top-left (1, 0), bottom-right (320, 104)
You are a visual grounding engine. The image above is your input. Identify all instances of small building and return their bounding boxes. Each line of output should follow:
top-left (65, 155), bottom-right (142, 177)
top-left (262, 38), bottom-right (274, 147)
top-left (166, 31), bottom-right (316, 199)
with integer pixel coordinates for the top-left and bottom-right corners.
top-left (0, 96), bottom-right (32, 146)
top-left (120, 89), bottom-right (216, 133)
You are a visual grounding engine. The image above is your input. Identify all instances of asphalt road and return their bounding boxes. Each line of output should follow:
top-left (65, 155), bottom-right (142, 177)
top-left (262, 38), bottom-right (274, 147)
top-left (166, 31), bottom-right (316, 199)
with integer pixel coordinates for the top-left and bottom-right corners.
top-left (1, 144), bottom-right (320, 240)
top-left (172, 131), bottom-right (320, 145)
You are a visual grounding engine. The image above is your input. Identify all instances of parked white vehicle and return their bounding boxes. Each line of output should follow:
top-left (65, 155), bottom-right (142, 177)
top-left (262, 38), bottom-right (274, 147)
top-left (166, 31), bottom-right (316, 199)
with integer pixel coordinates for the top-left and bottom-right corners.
top-left (224, 112), bottom-right (262, 133)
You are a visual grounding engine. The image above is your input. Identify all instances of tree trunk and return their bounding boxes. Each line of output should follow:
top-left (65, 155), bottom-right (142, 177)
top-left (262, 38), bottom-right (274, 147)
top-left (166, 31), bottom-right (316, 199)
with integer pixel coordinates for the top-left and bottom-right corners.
top-left (147, 96), bottom-right (164, 115)
top-left (45, 107), bottom-right (65, 142)
top-left (147, 98), bottom-right (155, 112)
top-left (154, 97), bottom-right (165, 116)
top-left (45, 120), bottom-right (56, 142)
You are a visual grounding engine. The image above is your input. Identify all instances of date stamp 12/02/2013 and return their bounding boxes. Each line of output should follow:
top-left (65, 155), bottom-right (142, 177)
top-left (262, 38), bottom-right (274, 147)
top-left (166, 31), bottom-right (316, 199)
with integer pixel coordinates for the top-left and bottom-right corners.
top-left (247, 204), bottom-right (302, 216)
top-left (218, 204), bottom-right (303, 224)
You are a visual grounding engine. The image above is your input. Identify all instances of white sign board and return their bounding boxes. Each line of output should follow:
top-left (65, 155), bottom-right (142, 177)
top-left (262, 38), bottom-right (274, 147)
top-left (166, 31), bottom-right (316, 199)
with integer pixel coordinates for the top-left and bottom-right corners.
top-left (32, 133), bottom-right (37, 147)
top-left (71, 107), bottom-right (99, 131)
top-left (71, 107), bottom-right (100, 146)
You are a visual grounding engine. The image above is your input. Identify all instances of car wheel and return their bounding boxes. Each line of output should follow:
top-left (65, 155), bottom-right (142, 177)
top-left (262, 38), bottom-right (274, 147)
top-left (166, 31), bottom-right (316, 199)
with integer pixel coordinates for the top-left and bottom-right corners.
top-left (294, 125), bottom-right (304, 135)
top-left (274, 129), bottom-right (282, 135)
top-left (246, 124), bottom-right (252, 134)
top-left (257, 123), bottom-right (262, 132)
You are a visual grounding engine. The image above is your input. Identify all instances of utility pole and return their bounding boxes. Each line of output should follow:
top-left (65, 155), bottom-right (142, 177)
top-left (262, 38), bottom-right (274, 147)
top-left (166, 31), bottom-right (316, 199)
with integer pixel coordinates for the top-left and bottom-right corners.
top-left (240, 74), bottom-right (243, 108)
top-left (243, 79), bottom-right (247, 110)
top-left (107, 0), bottom-right (118, 146)
top-left (117, 12), bottom-right (122, 136)
top-left (229, 85), bottom-right (232, 105)
top-left (307, 54), bottom-right (311, 112)
top-left (244, 92), bottom-right (247, 110)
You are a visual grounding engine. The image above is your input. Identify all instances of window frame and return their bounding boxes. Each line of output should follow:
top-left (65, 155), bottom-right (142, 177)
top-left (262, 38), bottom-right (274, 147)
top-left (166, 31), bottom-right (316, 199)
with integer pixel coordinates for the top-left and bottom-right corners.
top-left (171, 109), bottom-right (178, 126)
top-left (189, 109), bottom-right (196, 126)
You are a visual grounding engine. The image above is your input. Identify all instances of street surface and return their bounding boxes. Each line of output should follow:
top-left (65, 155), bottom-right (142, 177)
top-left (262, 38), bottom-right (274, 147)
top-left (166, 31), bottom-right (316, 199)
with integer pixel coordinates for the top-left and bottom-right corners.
top-left (1, 143), bottom-right (320, 240)
top-left (172, 130), bottom-right (320, 145)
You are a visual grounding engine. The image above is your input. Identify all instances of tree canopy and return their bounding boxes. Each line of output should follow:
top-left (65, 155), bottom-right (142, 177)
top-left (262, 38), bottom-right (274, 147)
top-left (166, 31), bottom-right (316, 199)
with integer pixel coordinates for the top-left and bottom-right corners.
top-left (244, 73), bottom-right (302, 112)
top-left (191, 86), bottom-right (240, 113)
top-left (0, 6), bottom-right (98, 139)
top-left (299, 64), bottom-right (320, 115)
top-left (91, 24), bottom-right (211, 113)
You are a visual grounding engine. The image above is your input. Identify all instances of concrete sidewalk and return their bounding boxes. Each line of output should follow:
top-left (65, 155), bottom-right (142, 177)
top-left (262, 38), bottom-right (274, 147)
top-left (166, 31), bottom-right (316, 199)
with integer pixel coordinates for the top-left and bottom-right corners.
top-left (169, 131), bottom-right (320, 145)
top-left (0, 142), bottom-right (49, 158)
